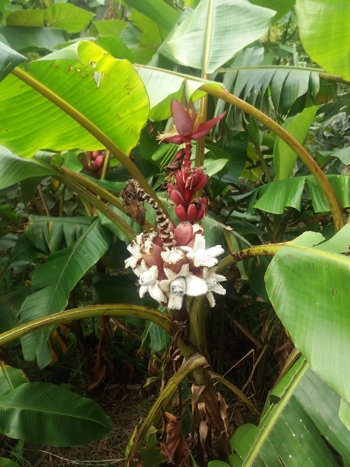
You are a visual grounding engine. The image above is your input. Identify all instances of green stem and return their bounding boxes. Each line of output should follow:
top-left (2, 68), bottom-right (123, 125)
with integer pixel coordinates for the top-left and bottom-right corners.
top-left (0, 305), bottom-right (173, 347)
top-left (216, 244), bottom-right (282, 274)
top-left (11, 67), bottom-right (168, 219)
top-left (125, 353), bottom-right (208, 466)
top-left (57, 167), bottom-right (153, 231)
top-left (199, 84), bottom-right (344, 231)
top-left (55, 173), bottom-right (136, 240)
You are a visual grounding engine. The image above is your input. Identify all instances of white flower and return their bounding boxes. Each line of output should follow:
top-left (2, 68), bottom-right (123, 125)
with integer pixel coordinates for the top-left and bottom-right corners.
top-left (125, 233), bottom-right (143, 269)
top-left (159, 263), bottom-right (208, 309)
top-left (203, 267), bottom-right (226, 307)
top-left (161, 247), bottom-right (186, 265)
top-left (181, 234), bottom-right (225, 268)
top-left (134, 260), bottom-right (167, 303)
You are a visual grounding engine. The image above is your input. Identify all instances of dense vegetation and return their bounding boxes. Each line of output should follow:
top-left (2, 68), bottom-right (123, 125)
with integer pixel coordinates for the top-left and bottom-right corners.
top-left (1, 0), bottom-right (350, 465)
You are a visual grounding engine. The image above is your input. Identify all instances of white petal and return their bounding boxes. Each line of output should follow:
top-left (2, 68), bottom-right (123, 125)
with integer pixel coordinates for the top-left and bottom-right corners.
top-left (206, 291), bottom-right (216, 307)
top-left (210, 283), bottom-right (226, 295)
top-left (139, 285), bottom-right (148, 298)
top-left (164, 263), bottom-right (189, 280)
top-left (158, 279), bottom-right (171, 293)
top-left (192, 224), bottom-right (203, 235)
top-left (206, 245), bottom-right (225, 258)
top-left (161, 247), bottom-right (185, 264)
top-left (193, 233), bottom-right (206, 250)
top-left (168, 291), bottom-right (185, 310)
top-left (185, 274), bottom-right (208, 296)
top-left (149, 283), bottom-right (167, 303)
top-left (187, 249), bottom-right (219, 268)
top-left (139, 265), bottom-right (158, 286)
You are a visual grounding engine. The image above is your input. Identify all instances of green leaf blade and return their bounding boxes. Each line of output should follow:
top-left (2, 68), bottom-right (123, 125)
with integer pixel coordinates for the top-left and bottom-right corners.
top-left (265, 245), bottom-right (350, 404)
top-left (0, 382), bottom-right (111, 446)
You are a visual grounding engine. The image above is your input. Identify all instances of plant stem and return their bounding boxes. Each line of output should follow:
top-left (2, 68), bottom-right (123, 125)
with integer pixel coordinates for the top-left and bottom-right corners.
top-left (199, 84), bottom-right (344, 231)
top-left (55, 173), bottom-right (136, 240)
top-left (11, 66), bottom-right (169, 219)
top-left (216, 243), bottom-right (282, 273)
top-left (0, 305), bottom-right (173, 347)
top-left (125, 353), bottom-right (208, 466)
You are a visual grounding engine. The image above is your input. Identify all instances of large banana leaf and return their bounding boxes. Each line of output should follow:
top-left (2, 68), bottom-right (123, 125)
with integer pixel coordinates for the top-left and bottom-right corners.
top-left (229, 359), bottom-right (350, 466)
top-left (0, 382), bottom-right (111, 445)
top-left (0, 26), bottom-right (66, 52)
top-left (20, 218), bottom-right (112, 368)
top-left (161, 0), bottom-right (276, 73)
top-left (0, 365), bottom-right (29, 396)
top-left (253, 174), bottom-right (350, 213)
top-left (265, 228), bottom-right (350, 409)
top-left (24, 215), bottom-right (98, 254)
top-left (6, 4), bottom-right (94, 33)
top-left (250, 0), bottom-right (295, 21)
top-left (122, 0), bottom-right (180, 33)
top-left (0, 42), bottom-right (26, 80)
top-left (0, 40), bottom-right (149, 157)
top-left (274, 106), bottom-right (318, 179)
top-left (296, 0), bottom-right (350, 80)
top-left (0, 147), bottom-right (55, 188)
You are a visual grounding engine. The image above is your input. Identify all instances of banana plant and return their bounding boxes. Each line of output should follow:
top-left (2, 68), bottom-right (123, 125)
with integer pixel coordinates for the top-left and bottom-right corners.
top-left (1, 0), bottom-right (350, 464)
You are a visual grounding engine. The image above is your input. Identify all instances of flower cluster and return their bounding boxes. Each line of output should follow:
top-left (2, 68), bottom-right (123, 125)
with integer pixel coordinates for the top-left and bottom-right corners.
top-left (125, 222), bottom-right (226, 310)
top-left (159, 99), bottom-right (225, 223)
top-left (80, 150), bottom-right (106, 178)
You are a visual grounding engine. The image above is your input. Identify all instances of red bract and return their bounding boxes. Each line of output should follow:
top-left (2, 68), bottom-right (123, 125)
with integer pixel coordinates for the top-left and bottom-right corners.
top-left (162, 99), bottom-right (226, 144)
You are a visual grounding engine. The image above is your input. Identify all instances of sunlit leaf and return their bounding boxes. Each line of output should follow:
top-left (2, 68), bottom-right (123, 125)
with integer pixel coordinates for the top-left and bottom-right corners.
top-left (6, 9), bottom-right (44, 27)
top-left (44, 4), bottom-right (95, 33)
top-left (123, 0), bottom-right (180, 32)
top-left (0, 40), bottom-right (149, 157)
top-left (0, 382), bottom-right (111, 445)
top-left (254, 175), bottom-right (350, 213)
top-left (164, 0), bottom-right (276, 73)
top-left (296, 0), bottom-right (350, 80)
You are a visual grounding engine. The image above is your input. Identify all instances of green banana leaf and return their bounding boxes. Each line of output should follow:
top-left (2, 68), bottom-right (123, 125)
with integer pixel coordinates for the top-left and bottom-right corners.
top-left (122, 0), bottom-right (181, 33)
top-left (0, 148), bottom-right (55, 188)
top-left (265, 234), bottom-right (350, 409)
top-left (0, 26), bottom-right (66, 52)
top-left (0, 365), bottom-right (29, 396)
top-left (253, 174), bottom-right (350, 213)
top-left (161, 0), bottom-right (276, 73)
top-left (230, 359), bottom-right (350, 466)
top-left (250, 0), bottom-right (295, 21)
top-left (0, 40), bottom-right (149, 157)
top-left (0, 42), bottom-right (26, 81)
top-left (24, 215), bottom-right (98, 254)
top-left (296, 0), bottom-right (350, 80)
top-left (0, 382), bottom-right (111, 445)
top-left (214, 47), bottom-right (329, 127)
top-left (20, 218), bottom-right (112, 368)
top-left (274, 106), bottom-right (318, 179)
